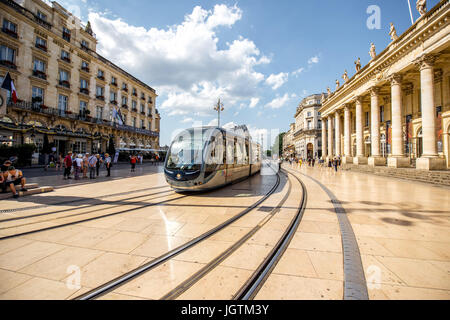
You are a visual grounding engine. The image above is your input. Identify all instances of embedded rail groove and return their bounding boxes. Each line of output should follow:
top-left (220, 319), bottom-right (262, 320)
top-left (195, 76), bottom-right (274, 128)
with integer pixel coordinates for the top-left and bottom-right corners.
top-left (233, 170), bottom-right (308, 300)
top-left (75, 162), bottom-right (281, 300)
top-left (160, 170), bottom-right (293, 300)
top-left (289, 169), bottom-right (369, 300)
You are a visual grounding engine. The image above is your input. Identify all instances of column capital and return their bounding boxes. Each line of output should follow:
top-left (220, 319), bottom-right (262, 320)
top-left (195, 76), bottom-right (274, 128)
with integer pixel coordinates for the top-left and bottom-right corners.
top-left (343, 104), bottom-right (351, 111)
top-left (354, 95), bottom-right (364, 104)
top-left (388, 73), bottom-right (403, 86)
top-left (414, 54), bottom-right (439, 71)
top-left (369, 86), bottom-right (380, 97)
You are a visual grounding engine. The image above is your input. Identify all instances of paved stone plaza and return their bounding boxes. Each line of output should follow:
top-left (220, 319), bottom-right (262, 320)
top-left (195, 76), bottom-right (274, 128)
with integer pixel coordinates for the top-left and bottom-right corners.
top-left (0, 164), bottom-right (448, 300)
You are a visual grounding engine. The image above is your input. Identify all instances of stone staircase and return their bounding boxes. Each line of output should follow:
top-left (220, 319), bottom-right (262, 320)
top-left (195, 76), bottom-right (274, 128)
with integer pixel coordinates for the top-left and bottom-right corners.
top-left (0, 183), bottom-right (54, 200)
top-left (341, 164), bottom-right (450, 187)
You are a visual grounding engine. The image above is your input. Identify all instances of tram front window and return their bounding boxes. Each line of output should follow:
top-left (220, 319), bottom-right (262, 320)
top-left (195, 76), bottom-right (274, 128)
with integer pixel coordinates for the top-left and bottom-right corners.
top-left (166, 132), bottom-right (207, 171)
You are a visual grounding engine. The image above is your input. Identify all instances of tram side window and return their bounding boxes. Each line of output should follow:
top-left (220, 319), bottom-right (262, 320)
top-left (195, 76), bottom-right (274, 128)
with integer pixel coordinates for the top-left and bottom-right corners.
top-left (205, 137), bottom-right (217, 178)
top-left (245, 140), bottom-right (250, 165)
top-left (235, 139), bottom-right (245, 166)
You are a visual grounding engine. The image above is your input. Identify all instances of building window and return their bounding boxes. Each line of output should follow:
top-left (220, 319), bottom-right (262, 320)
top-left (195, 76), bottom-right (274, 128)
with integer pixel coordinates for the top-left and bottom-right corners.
top-left (62, 27), bottom-right (71, 42)
top-left (365, 111), bottom-right (370, 127)
top-left (148, 96), bottom-right (153, 104)
top-left (96, 86), bottom-right (104, 99)
top-left (61, 50), bottom-right (70, 62)
top-left (59, 69), bottom-right (70, 87)
top-left (81, 40), bottom-right (89, 50)
top-left (140, 103), bottom-right (145, 113)
top-left (307, 112), bottom-right (312, 117)
top-left (148, 107), bottom-right (151, 115)
top-left (307, 120), bottom-right (312, 130)
top-left (81, 61), bottom-right (89, 72)
top-left (0, 45), bottom-right (16, 68)
top-left (33, 58), bottom-right (46, 79)
top-left (122, 83), bottom-right (128, 91)
top-left (141, 93), bottom-right (145, 100)
top-left (32, 86), bottom-right (44, 107)
top-left (35, 36), bottom-right (47, 51)
top-left (132, 88), bottom-right (137, 96)
top-left (110, 91), bottom-right (117, 104)
top-left (97, 69), bottom-right (104, 79)
top-left (132, 117), bottom-right (136, 128)
top-left (96, 106), bottom-right (103, 120)
top-left (122, 114), bottom-right (127, 125)
top-left (318, 119), bottom-right (322, 130)
top-left (132, 100), bottom-right (137, 111)
top-left (141, 119), bottom-right (145, 129)
top-left (80, 79), bottom-right (89, 94)
top-left (2, 19), bottom-right (18, 38)
top-left (148, 121), bottom-right (151, 130)
top-left (36, 11), bottom-right (47, 21)
top-left (79, 101), bottom-right (88, 117)
top-left (111, 76), bottom-right (117, 86)
top-left (58, 94), bottom-right (68, 114)
top-left (380, 106), bottom-right (385, 123)
top-left (122, 96), bottom-right (128, 106)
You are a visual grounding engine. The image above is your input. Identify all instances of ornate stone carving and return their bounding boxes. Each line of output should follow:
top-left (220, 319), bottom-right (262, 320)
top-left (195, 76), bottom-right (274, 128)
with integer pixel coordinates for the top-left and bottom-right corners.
top-left (434, 69), bottom-right (443, 83)
top-left (389, 73), bottom-right (403, 86)
top-left (370, 86), bottom-right (380, 97)
top-left (416, 0), bottom-right (427, 16)
top-left (369, 43), bottom-right (376, 60)
top-left (335, 79), bottom-right (340, 90)
top-left (342, 70), bottom-right (349, 83)
top-left (327, 87), bottom-right (332, 96)
top-left (389, 23), bottom-right (398, 41)
top-left (414, 54), bottom-right (437, 71)
top-left (354, 58), bottom-right (361, 72)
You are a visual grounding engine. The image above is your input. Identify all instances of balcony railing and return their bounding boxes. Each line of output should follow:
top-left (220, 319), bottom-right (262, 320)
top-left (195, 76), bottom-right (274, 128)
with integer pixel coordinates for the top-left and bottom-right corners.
top-left (32, 70), bottom-right (47, 80)
top-left (122, 87), bottom-right (128, 92)
top-left (110, 100), bottom-right (118, 105)
top-left (81, 44), bottom-right (89, 51)
top-left (34, 16), bottom-right (52, 30)
top-left (59, 80), bottom-right (70, 88)
top-left (122, 104), bottom-right (128, 109)
top-left (2, 27), bottom-right (18, 38)
top-left (131, 107), bottom-right (138, 112)
top-left (96, 95), bottom-right (105, 101)
top-left (7, 99), bottom-right (159, 137)
top-left (81, 66), bottom-right (90, 73)
top-left (97, 75), bottom-right (105, 81)
top-left (0, 59), bottom-right (17, 69)
top-left (61, 56), bottom-right (71, 63)
top-left (110, 82), bottom-right (118, 87)
top-left (140, 112), bottom-right (146, 116)
top-left (80, 88), bottom-right (89, 95)
top-left (62, 32), bottom-right (71, 42)
top-left (35, 43), bottom-right (47, 52)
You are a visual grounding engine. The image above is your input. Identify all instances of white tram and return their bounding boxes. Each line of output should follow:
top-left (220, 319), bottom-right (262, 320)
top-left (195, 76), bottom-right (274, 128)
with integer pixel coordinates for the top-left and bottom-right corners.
top-left (164, 125), bottom-right (262, 191)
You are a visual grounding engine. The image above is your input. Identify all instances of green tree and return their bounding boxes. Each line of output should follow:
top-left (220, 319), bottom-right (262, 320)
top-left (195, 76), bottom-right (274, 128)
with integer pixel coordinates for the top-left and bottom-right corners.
top-left (272, 132), bottom-right (285, 157)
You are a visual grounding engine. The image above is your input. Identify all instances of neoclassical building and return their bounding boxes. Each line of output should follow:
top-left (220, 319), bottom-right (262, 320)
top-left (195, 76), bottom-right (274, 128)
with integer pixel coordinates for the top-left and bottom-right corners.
top-left (282, 123), bottom-right (295, 158)
top-left (320, 0), bottom-right (450, 170)
top-left (0, 0), bottom-right (160, 157)
top-left (292, 94), bottom-right (325, 160)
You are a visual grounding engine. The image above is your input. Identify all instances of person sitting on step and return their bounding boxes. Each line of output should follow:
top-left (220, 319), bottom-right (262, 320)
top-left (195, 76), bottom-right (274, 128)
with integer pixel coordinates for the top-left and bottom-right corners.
top-left (2, 166), bottom-right (27, 198)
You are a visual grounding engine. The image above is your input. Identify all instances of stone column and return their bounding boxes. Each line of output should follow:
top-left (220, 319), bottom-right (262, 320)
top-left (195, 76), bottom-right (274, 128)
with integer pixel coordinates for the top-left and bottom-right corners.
top-left (388, 74), bottom-right (410, 168)
top-left (335, 111), bottom-right (341, 157)
top-left (354, 96), bottom-right (367, 164)
top-left (327, 116), bottom-right (333, 161)
top-left (342, 105), bottom-right (353, 164)
top-left (368, 87), bottom-right (386, 166)
top-left (322, 116), bottom-right (327, 160)
top-left (415, 55), bottom-right (445, 170)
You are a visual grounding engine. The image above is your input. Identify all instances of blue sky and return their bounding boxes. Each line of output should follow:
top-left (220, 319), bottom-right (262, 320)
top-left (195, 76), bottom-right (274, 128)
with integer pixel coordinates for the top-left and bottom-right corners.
top-left (54, 0), bottom-right (440, 148)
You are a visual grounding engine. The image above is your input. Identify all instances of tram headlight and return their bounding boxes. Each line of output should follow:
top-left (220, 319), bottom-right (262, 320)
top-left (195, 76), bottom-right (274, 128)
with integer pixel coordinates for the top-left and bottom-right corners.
top-left (176, 173), bottom-right (182, 180)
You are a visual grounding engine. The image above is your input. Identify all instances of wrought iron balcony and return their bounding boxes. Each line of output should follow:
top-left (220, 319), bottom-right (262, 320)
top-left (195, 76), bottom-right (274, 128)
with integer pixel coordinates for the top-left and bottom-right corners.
top-left (32, 70), bottom-right (47, 80)
top-left (34, 16), bottom-right (52, 29)
top-left (35, 43), bottom-right (47, 52)
top-left (80, 88), bottom-right (89, 95)
top-left (0, 59), bottom-right (17, 69)
top-left (2, 27), bottom-right (18, 38)
top-left (62, 32), bottom-right (71, 42)
top-left (59, 80), bottom-right (70, 88)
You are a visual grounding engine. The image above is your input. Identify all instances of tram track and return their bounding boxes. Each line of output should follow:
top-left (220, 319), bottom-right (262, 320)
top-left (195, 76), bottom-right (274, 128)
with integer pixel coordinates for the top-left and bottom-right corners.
top-left (74, 163), bottom-right (281, 300)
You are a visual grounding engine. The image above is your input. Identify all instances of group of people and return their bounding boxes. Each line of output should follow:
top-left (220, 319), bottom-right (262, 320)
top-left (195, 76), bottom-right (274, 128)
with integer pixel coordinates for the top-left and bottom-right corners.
top-left (62, 152), bottom-right (112, 180)
top-left (284, 155), bottom-right (342, 172)
top-left (0, 160), bottom-right (27, 198)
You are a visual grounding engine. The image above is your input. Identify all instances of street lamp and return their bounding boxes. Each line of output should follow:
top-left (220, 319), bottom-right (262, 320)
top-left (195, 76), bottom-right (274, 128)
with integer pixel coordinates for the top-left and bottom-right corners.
top-left (213, 98), bottom-right (224, 127)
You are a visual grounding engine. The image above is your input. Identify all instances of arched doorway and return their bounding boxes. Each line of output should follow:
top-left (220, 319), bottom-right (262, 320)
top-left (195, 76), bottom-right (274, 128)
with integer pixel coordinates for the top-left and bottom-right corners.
top-left (307, 143), bottom-right (314, 159)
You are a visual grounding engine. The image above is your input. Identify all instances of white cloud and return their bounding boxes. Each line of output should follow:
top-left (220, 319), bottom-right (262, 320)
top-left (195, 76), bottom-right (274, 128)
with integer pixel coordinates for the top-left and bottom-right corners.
top-left (308, 55), bottom-right (320, 64)
top-left (249, 97), bottom-right (260, 109)
top-left (88, 4), bottom-right (270, 117)
top-left (181, 117), bottom-right (194, 123)
top-left (292, 67), bottom-right (304, 77)
top-left (265, 72), bottom-right (289, 90)
top-left (265, 93), bottom-right (290, 109)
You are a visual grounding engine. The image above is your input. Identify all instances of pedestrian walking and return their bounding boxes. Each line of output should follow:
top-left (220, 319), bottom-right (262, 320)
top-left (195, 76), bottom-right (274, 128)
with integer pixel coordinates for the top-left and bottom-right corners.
top-left (82, 153), bottom-right (89, 179)
top-left (96, 154), bottom-right (102, 177)
top-left (130, 155), bottom-right (137, 172)
top-left (56, 153), bottom-right (63, 171)
top-left (74, 154), bottom-right (83, 180)
top-left (88, 154), bottom-right (98, 179)
top-left (63, 151), bottom-right (73, 180)
top-left (104, 153), bottom-right (112, 177)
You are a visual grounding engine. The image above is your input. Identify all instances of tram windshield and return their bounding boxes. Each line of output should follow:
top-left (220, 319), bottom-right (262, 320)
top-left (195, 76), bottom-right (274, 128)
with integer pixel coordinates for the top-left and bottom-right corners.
top-left (166, 129), bottom-right (212, 171)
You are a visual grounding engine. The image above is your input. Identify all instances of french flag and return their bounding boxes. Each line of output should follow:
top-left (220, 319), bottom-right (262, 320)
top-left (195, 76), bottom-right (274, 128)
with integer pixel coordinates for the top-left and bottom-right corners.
top-left (1, 72), bottom-right (18, 103)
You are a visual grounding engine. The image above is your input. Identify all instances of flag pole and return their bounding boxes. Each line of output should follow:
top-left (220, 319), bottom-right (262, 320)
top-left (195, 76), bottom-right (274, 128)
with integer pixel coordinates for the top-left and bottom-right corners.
top-left (407, 0), bottom-right (414, 25)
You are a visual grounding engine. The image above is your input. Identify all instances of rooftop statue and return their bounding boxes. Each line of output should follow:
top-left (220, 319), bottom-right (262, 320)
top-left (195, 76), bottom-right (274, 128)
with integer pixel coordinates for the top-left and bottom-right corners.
top-left (389, 23), bottom-right (399, 41)
top-left (369, 43), bottom-right (376, 60)
top-left (327, 87), bottom-right (331, 95)
top-left (354, 57), bottom-right (361, 72)
top-left (335, 79), bottom-right (340, 90)
top-left (416, 0), bottom-right (427, 16)
top-left (342, 70), bottom-right (349, 83)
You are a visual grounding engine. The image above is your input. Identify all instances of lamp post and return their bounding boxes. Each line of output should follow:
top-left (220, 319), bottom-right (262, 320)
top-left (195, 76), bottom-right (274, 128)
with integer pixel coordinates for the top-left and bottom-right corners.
top-left (214, 99), bottom-right (224, 127)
